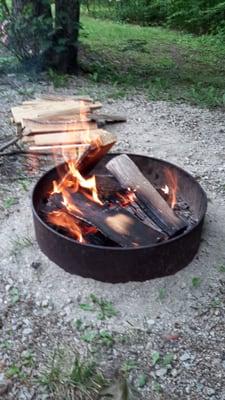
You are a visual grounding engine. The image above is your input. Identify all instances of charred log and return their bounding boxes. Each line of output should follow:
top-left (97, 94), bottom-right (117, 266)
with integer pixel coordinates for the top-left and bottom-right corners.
top-left (106, 154), bottom-right (187, 237)
top-left (48, 191), bottom-right (165, 247)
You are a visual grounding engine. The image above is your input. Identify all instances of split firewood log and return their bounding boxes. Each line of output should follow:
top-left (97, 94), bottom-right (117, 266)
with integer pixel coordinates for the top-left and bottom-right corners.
top-left (106, 154), bottom-right (187, 237)
top-left (21, 119), bottom-right (96, 135)
top-left (11, 101), bottom-right (102, 124)
top-left (23, 129), bottom-right (114, 147)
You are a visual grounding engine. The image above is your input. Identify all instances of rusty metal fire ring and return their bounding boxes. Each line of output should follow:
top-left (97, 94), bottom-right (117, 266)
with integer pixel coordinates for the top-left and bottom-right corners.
top-left (32, 153), bottom-right (207, 283)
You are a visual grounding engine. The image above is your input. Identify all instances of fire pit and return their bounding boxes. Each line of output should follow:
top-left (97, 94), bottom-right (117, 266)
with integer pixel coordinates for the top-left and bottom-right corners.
top-left (32, 153), bottom-right (207, 283)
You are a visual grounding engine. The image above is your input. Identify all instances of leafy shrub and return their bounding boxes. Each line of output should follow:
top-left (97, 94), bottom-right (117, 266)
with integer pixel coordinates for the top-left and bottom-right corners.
top-left (83, 0), bottom-right (225, 35)
top-left (0, 3), bottom-right (53, 69)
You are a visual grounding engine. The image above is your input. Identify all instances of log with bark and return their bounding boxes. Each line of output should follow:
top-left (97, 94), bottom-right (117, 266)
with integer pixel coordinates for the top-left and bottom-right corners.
top-left (106, 154), bottom-right (187, 237)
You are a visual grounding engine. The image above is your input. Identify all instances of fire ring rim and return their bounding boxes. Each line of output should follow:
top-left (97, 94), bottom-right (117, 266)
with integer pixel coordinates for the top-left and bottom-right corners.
top-left (32, 153), bottom-right (207, 251)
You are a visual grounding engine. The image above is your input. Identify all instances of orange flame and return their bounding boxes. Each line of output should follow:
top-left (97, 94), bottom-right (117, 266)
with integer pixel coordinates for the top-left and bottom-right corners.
top-left (47, 210), bottom-right (84, 243)
top-left (164, 169), bottom-right (178, 208)
top-left (67, 160), bottom-right (103, 205)
top-left (46, 100), bottom-right (105, 242)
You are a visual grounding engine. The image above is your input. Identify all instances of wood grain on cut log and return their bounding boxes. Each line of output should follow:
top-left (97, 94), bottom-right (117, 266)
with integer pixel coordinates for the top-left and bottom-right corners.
top-left (21, 119), bottom-right (96, 135)
top-left (11, 101), bottom-right (102, 124)
top-left (23, 129), bottom-right (114, 146)
top-left (29, 143), bottom-right (90, 156)
top-left (59, 191), bottom-right (165, 247)
top-left (28, 130), bottom-right (116, 171)
top-left (106, 154), bottom-right (187, 237)
top-left (22, 95), bottom-right (93, 104)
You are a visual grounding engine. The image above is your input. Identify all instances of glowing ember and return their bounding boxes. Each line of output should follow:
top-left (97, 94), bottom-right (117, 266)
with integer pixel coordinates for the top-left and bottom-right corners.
top-left (117, 189), bottom-right (136, 206)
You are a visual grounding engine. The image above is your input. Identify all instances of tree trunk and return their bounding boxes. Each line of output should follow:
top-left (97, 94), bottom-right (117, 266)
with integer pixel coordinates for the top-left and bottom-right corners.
top-left (12, 0), bottom-right (51, 16)
top-left (49, 0), bottom-right (80, 73)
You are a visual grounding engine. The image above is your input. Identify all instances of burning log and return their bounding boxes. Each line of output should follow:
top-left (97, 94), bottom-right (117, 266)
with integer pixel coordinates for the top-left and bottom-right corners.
top-left (27, 130), bottom-right (116, 167)
top-left (45, 208), bottom-right (116, 246)
top-left (54, 191), bottom-right (165, 247)
top-left (106, 154), bottom-right (187, 237)
top-left (124, 199), bottom-right (163, 233)
top-left (95, 174), bottom-right (122, 197)
top-left (94, 175), bottom-right (163, 232)
top-left (76, 132), bottom-right (117, 174)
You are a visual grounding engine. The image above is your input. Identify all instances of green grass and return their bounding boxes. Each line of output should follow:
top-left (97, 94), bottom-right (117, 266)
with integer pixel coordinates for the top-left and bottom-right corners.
top-left (39, 349), bottom-right (107, 399)
top-left (80, 16), bottom-right (225, 107)
top-left (79, 294), bottom-right (118, 320)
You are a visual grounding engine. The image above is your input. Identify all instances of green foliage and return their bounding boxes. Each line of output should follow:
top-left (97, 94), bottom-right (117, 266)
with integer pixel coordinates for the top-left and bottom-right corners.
top-left (81, 16), bottom-right (225, 107)
top-left (0, 3), bottom-right (53, 67)
top-left (121, 360), bottom-right (137, 374)
top-left (0, 1), bottom-right (80, 72)
top-left (151, 351), bottom-right (160, 366)
top-left (3, 196), bottom-right (18, 209)
top-left (83, 0), bottom-right (225, 35)
top-left (218, 264), bottom-right (225, 272)
top-left (137, 373), bottom-right (147, 388)
top-left (47, 68), bottom-right (69, 88)
top-left (157, 287), bottom-right (166, 301)
top-left (6, 364), bottom-right (27, 380)
top-left (79, 294), bottom-right (118, 320)
top-left (192, 276), bottom-right (201, 288)
top-left (9, 287), bottom-right (20, 304)
top-left (10, 235), bottom-right (34, 256)
top-left (39, 348), bottom-right (106, 399)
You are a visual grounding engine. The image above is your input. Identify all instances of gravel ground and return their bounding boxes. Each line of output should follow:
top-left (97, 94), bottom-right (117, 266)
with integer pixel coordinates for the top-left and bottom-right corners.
top-left (0, 73), bottom-right (225, 399)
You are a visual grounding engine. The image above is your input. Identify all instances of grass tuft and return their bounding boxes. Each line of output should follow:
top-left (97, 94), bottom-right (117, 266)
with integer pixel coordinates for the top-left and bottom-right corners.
top-left (39, 348), bottom-right (107, 400)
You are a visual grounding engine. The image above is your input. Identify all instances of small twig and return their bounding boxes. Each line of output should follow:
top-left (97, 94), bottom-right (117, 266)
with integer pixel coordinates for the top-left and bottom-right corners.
top-left (0, 137), bottom-right (20, 152)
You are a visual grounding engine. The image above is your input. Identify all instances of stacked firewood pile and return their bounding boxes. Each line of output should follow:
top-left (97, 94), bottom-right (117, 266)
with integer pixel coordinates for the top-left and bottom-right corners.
top-left (10, 95), bottom-right (126, 155)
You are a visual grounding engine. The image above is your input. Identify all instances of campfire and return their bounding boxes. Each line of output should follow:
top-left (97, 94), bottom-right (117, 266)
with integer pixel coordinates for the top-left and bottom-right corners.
top-left (27, 97), bottom-right (207, 282)
top-left (42, 151), bottom-right (191, 248)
